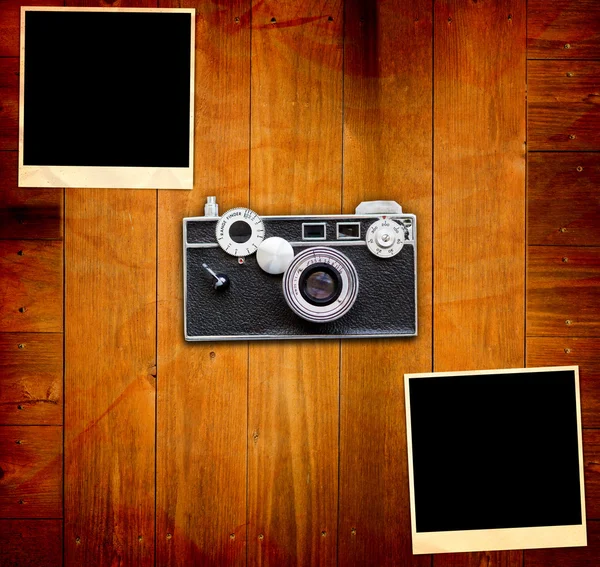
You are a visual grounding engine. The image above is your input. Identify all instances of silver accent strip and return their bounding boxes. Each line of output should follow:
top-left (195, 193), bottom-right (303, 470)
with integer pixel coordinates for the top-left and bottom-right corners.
top-left (184, 213), bottom-right (417, 222)
top-left (185, 332), bottom-right (418, 341)
top-left (186, 242), bottom-right (219, 249)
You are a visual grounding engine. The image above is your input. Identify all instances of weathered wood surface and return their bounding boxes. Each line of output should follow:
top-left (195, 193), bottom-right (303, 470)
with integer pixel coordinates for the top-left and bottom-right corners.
top-left (0, 519), bottom-right (62, 567)
top-left (528, 61), bottom-right (600, 151)
top-left (0, 426), bottom-right (62, 518)
top-left (528, 152), bottom-right (600, 246)
top-left (435, 551), bottom-right (523, 567)
top-left (527, 337), bottom-right (600, 428)
top-left (528, 0), bottom-right (600, 59)
top-left (525, 520), bottom-right (599, 566)
top-left (248, 1), bottom-right (342, 564)
top-left (527, 246), bottom-right (600, 337)
top-left (584, 430), bottom-right (600, 520)
top-left (339, 0), bottom-right (432, 565)
top-left (155, 1), bottom-right (249, 564)
top-left (0, 333), bottom-right (62, 425)
top-left (0, 239), bottom-right (63, 333)
top-left (0, 62), bottom-right (18, 151)
top-left (433, 1), bottom-right (525, 564)
top-left (64, 188), bottom-right (156, 567)
top-left (0, 152), bottom-right (63, 241)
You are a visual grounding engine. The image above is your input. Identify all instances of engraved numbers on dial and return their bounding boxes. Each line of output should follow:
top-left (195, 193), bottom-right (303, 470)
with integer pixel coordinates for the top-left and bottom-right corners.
top-left (215, 207), bottom-right (265, 257)
top-left (366, 218), bottom-right (405, 258)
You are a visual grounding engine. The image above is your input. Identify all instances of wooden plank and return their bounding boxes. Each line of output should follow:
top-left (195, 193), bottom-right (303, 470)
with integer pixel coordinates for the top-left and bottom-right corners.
top-left (64, 189), bottom-right (156, 567)
top-left (0, 152), bottom-right (63, 240)
top-left (528, 0), bottom-right (600, 60)
top-left (583, 430), bottom-right (600, 520)
top-left (434, 0), bottom-right (526, 368)
top-left (155, 1), bottom-right (249, 564)
top-left (0, 333), bottom-right (62, 425)
top-left (433, 1), bottom-right (525, 565)
top-left (527, 246), bottom-right (600, 337)
top-left (525, 519), bottom-right (600, 566)
top-left (0, 76), bottom-right (18, 151)
top-left (527, 337), bottom-right (600, 428)
top-left (0, 239), bottom-right (63, 333)
top-left (0, 57), bottom-right (19, 88)
top-left (528, 152), bottom-right (600, 246)
top-left (0, 426), bottom-right (62, 518)
top-left (435, 551), bottom-right (523, 567)
top-left (0, 519), bottom-right (62, 567)
top-left (0, 0), bottom-right (64, 57)
top-left (248, 342), bottom-right (339, 566)
top-left (248, 1), bottom-right (342, 564)
top-left (339, 0), bottom-right (432, 565)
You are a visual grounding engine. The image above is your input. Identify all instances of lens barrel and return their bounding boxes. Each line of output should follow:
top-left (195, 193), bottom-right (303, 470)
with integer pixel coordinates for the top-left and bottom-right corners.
top-left (282, 247), bottom-right (359, 323)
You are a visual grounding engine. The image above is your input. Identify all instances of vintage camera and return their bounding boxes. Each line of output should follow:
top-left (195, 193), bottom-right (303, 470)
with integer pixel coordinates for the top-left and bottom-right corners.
top-left (183, 197), bottom-right (417, 340)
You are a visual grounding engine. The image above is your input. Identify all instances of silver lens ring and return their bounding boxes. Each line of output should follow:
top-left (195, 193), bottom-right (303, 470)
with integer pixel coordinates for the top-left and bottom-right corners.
top-left (282, 247), bottom-right (359, 323)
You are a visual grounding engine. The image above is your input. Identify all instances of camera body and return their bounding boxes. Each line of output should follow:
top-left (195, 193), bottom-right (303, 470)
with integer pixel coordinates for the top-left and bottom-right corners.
top-left (183, 198), bottom-right (417, 341)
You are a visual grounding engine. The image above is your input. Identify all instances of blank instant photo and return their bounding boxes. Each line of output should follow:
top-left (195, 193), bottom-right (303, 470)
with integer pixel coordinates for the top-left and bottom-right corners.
top-left (404, 366), bottom-right (587, 554)
top-left (19, 7), bottom-right (195, 189)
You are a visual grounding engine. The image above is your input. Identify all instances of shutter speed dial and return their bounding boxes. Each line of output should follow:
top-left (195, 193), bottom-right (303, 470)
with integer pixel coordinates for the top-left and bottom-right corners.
top-left (366, 218), bottom-right (405, 258)
top-left (216, 207), bottom-right (265, 257)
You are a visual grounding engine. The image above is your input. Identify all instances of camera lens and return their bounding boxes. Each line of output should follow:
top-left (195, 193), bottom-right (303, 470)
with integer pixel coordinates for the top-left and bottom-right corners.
top-left (229, 220), bottom-right (252, 243)
top-left (299, 265), bottom-right (342, 306)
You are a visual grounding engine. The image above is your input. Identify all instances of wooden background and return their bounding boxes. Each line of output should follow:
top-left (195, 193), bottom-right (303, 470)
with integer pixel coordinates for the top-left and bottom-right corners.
top-left (0, 0), bottom-right (598, 565)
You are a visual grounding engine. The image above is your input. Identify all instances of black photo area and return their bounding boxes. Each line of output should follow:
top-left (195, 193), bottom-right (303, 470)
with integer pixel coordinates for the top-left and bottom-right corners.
top-left (23, 11), bottom-right (191, 167)
top-left (408, 370), bottom-right (582, 532)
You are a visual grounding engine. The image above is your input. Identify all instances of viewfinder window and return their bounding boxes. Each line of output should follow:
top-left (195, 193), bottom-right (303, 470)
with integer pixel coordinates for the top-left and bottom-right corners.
top-left (302, 223), bottom-right (326, 240)
top-left (337, 222), bottom-right (360, 239)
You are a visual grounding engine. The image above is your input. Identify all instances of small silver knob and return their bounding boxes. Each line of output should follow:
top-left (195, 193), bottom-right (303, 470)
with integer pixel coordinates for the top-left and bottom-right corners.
top-left (204, 196), bottom-right (219, 217)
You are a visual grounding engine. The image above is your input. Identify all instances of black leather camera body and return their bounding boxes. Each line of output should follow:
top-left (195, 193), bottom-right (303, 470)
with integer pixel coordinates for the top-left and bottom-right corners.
top-left (183, 197), bottom-right (417, 341)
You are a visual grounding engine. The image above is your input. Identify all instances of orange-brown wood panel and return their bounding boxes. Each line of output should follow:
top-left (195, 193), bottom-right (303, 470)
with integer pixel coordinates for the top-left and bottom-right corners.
top-left (248, 1), bottom-right (342, 564)
top-left (156, 2), bottom-right (250, 564)
top-left (527, 246), bottom-right (599, 337)
top-left (527, 337), bottom-right (600, 428)
top-left (0, 61), bottom-right (18, 151)
top-left (528, 152), bottom-right (600, 246)
top-left (528, 61), bottom-right (600, 151)
top-left (435, 551), bottom-right (523, 567)
top-left (527, 0), bottom-right (600, 60)
top-left (525, 519), bottom-right (599, 566)
top-left (64, 188), bottom-right (156, 567)
top-left (0, 239), bottom-right (62, 333)
top-left (0, 333), bottom-right (62, 425)
top-left (0, 0), bottom-right (64, 57)
top-left (584, 430), bottom-right (600, 520)
top-left (0, 426), bottom-right (62, 518)
top-left (434, 0), bottom-right (526, 369)
top-left (433, 0), bottom-right (525, 565)
top-left (0, 152), bottom-right (63, 241)
top-left (339, 0), bottom-right (432, 565)
top-left (0, 519), bottom-right (62, 567)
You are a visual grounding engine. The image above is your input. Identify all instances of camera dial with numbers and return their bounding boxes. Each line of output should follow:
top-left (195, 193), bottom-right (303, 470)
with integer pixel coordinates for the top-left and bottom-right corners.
top-left (183, 197), bottom-right (417, 340)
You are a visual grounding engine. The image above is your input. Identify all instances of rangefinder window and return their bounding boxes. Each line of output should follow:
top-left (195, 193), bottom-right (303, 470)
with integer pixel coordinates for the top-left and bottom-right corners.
top-left (302, 223), bottom-right (326, 240)
top-left (337, 222), bottom-right (361, 239)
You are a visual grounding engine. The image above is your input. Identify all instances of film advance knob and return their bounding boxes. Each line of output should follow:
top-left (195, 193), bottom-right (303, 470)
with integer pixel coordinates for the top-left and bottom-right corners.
top-left (256, 237), bottom-right (295, 275)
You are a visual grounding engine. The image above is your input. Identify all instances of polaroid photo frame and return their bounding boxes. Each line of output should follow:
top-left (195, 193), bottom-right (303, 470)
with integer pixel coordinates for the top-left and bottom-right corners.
top-left (404, 366), bottom-right (587, 554)
top-left (18, 7), bottom-right (195, 189)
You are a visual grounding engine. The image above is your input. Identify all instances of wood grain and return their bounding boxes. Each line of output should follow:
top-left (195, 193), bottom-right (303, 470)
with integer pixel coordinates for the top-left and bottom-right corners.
top-left (525, 519), bottom-right (599, 566)
top-left (0, 426), bottom-right (62, 518)
top-left (435, 550), bottom-right (523, 567)
top-left (0, 80), bottom-right (18, 151)
top-left (64, 188), bottom-right (156, 567)
top-left (0, 152), bottom-right (63, 240)
top-left (527, 246), bottom-right (599, 337)
top-left (155, 1), bottom-right (250, 564)
top-left (584, 430), bottom-right (600, 520)
top-left (249, 1), bottom-right (342, 564)
top-left (248, 342), bottom-right (339, 566)
top-left (434, 0), bottom-right (526, 370)
top-left (528, 152), bottom-right (600, 246)
top-left (0, 57), bottom-right (19, 89)
top-left (0, 239), bottom-right (63, 333)
top-left (528, 0), bottom-right (600, 59)
top-left (0, 0), bottom-right (64, 57)
top-left (527, 337), bottom-right (600, 428)
top-left (433, 1), bottom-right (525, 564)
top-left (339, 0), bottom-right (432, 564)
top-left (0, 519), bottom-right (62, 567)
top-left (0, 333), bottom-right (62, 425)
